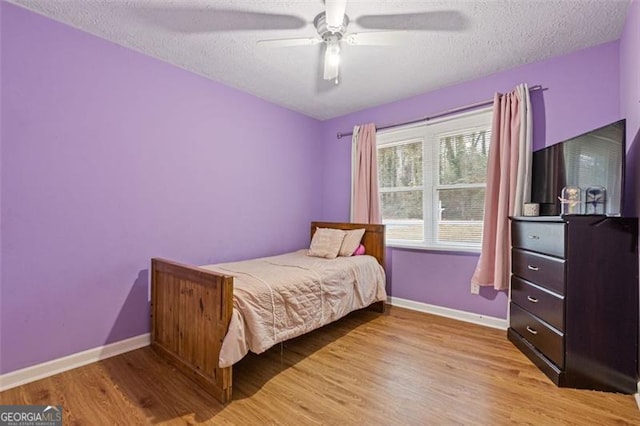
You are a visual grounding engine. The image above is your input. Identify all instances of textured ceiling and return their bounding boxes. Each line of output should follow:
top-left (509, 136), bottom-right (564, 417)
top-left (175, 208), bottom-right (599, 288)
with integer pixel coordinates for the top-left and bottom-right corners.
top-left (6, 0), bottom-right (631, 120)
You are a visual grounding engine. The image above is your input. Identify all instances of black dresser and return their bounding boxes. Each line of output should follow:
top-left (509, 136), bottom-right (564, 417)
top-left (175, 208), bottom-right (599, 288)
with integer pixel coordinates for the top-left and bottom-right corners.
top-left (508, 215), bottom-right (639, 393)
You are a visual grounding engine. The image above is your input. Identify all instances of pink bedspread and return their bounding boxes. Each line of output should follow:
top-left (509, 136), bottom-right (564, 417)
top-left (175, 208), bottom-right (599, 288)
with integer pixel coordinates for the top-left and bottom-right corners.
top-left (200, 250), bottom-right (387, 368)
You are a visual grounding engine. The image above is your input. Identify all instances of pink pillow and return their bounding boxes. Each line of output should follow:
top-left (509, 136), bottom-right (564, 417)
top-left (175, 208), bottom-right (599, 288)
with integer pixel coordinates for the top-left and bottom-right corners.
top-left (353, 244), bottom-right (366, 256)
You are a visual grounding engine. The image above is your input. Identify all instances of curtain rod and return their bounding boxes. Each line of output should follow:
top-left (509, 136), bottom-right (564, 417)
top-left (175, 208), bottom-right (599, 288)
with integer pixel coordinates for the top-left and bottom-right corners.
top-left (336, 84), bottom-right (547, 139)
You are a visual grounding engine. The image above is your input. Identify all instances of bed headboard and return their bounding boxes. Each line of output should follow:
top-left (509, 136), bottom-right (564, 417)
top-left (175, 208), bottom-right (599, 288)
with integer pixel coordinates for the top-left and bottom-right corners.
top-left (310, 222), bottom-right (386, 268)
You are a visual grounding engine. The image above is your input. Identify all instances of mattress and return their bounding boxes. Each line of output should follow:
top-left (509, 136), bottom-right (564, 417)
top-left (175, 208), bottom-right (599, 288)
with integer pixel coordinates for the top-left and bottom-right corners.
top-left (200, 249), bottom-right (387, 368)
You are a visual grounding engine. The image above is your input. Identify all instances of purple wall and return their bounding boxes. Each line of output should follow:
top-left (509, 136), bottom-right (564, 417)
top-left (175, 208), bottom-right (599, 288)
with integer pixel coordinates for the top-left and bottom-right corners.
top-left (0, 4), bottom-right (322, 374)
top-left (320, 42), bottom-right (622, 319)
top-left (621, 0), bottom-right (640, 218)
top-left (2, 2), bottom-right (636, 377)
top-left (621, 0), bottom-right (640, 146)
top-left (0, 0), bottom-right (3, 371)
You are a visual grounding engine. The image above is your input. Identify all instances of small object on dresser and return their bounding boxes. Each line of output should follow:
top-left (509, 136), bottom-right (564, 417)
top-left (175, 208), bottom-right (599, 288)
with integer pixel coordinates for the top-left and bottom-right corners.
top-left (523, 203), bottom-right (540, 217)
top-left (585, 186), bottom-right (606, 215)
top-left (559, 186), bottom-right (582, 215)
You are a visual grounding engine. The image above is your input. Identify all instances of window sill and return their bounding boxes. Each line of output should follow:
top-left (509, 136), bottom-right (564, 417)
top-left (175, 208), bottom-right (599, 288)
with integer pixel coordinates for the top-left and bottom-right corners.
top-left (387, 242), bottom-right (481, 255)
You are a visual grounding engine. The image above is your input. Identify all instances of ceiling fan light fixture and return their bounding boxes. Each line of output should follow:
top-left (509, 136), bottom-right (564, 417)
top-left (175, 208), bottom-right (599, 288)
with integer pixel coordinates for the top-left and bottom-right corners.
top-left (260, 1), bottom-right (417, 87)
top-left (326, 41), bottom-right (341, 67)
top-left (323, 39), bottom-right (341, 83)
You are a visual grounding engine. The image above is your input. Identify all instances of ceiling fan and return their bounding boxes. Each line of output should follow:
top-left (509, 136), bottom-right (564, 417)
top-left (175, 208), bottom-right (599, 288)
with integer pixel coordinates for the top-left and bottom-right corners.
top-left (257, 0), bottom-right (456, 85)
top-left (133, 1), bottom-right (467, 87)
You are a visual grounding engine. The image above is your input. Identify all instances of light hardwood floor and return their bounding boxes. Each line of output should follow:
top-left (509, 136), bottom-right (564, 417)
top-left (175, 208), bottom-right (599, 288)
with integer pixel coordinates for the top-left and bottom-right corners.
top-left (2, 306), bottom-right (639, 425)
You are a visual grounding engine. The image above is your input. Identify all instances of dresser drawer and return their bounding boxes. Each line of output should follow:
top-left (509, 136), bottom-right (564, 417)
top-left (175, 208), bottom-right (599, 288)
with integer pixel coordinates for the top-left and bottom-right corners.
top-left (512, 249), bottom-right (566, 295)
top-left (510, 303), bottom-right (564, 368)
top-left (511, 276), bottom-right (564, 331)
top-left (512, 221), bottom-right (565, 258)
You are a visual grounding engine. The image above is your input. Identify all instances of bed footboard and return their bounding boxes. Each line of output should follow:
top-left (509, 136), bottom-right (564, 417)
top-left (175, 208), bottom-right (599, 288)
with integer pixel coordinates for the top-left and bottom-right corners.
top-left (151, 258), bottom-right (234, 403)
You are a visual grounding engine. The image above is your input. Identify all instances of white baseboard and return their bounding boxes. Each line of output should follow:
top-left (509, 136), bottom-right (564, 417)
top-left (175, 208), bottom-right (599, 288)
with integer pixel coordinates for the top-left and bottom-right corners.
top-left (387, 296), bottom-right (508, 330)
top-left (0, 333), bottom-right (150, 392)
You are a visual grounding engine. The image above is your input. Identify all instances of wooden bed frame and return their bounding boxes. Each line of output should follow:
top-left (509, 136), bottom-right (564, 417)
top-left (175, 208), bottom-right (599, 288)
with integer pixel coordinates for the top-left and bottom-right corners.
top-left (150, 221), bottom-right (386, 404)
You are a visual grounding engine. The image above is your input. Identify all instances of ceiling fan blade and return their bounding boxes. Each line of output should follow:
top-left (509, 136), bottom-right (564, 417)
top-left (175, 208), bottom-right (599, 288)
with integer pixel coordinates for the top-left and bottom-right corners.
top-left (344, 31), bottom-right (408, 46)
top-left (323, 42), bottom-right (340, 81)
top-left (257, 37), bottom-right (321, 47)
top-left (132, 7), bottom-right (307, 33)
top-left (325, 0), bottom-right (348, 29)
top-left (356, 11), bottom-right (468, 31)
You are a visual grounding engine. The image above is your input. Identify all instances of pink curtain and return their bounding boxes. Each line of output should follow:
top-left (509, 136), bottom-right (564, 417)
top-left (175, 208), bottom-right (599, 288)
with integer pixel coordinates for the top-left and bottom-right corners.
top-left (352, 123), bottom-right (381, 224)
top-left (471, 84), bottom-right (532, 292)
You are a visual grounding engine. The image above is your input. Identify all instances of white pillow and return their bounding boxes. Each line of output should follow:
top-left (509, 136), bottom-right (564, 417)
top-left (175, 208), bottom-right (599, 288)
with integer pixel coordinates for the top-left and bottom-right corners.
top-left (308, 228), bottom-right (347, 259)
top-left (339, 228), bottom-right (366, 257)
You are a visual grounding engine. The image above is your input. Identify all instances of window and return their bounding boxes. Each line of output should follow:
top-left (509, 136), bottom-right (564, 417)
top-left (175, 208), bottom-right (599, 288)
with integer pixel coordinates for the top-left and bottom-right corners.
top-left (376, 108), bottom-right (492, 250)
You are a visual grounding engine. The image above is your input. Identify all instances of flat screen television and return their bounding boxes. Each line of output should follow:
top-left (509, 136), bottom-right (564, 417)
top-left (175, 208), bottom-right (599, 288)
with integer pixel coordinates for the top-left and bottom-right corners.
top-left (531, 119), bottom-right (625, 216)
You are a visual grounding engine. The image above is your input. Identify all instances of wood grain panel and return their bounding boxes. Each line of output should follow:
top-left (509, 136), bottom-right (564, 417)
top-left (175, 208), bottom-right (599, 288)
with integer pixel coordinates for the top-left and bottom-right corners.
top-left (512, 248), bottom-right (566, 295)
top-left (511, 276), bottom-right (564, 331)
top-left (510, 303), bottom-right (564, 368)
top-left (563, 216), bottom-right (638, 394)
top-left (512, 219), bottom-right (565, 257)
top-left (3, 306), bottom-right (639, 424)
top-left (151, 258), bottom-right (233, 403)
top-left (508, 327), bottom-right (564, 387)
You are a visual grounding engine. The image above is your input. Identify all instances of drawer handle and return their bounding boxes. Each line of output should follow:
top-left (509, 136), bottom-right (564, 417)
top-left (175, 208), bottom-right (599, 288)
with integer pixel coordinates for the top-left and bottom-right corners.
top-left (528, 235), bottom-right (540, 240)
top-left (527, 296), bottom-right (539, 303)
top-left (527, 265), bottom-right (539, 271)
top-left (526, 326), bottom-right (538, 335)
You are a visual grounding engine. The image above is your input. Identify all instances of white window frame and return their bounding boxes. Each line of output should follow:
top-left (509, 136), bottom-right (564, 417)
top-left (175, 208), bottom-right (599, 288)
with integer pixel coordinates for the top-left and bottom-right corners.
top-left (376, 107), bottom-right (493, 252)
